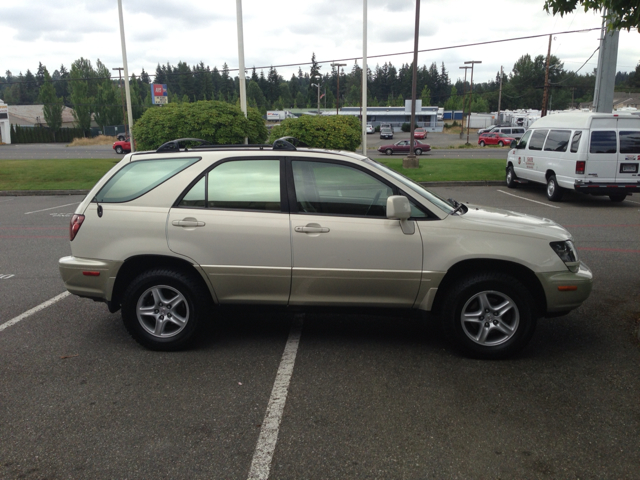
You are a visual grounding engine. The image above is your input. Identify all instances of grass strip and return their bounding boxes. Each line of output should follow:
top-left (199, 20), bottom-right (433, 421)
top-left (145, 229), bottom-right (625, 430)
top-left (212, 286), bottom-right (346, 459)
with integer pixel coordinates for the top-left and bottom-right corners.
top-left (0, 156), bottom-right (505, 191)
top-left (0, 159), bottom-right (120, 190)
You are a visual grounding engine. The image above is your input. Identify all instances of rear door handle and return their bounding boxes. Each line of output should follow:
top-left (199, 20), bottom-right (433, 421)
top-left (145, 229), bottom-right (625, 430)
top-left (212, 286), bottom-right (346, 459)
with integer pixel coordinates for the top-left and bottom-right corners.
top-left (295, 223), bottom-right (330, 234)
top-left (172, 218), bottom-right (205, 227)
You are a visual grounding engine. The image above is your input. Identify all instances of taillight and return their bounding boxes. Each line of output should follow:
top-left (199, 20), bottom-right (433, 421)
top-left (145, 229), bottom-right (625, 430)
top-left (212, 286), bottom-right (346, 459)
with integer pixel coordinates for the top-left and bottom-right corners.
top-left (575, 161), bottom-right (585, 174)
top-left (70, 214), bottom-right (85, 241)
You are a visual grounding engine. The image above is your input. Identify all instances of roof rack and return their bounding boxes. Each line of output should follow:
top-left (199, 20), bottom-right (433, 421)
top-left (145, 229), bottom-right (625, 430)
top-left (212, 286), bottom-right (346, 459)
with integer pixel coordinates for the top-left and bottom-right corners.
top-left (153, 136), bottom-right (310, 153)
top-left (156, 138), bottom-right (214, 152)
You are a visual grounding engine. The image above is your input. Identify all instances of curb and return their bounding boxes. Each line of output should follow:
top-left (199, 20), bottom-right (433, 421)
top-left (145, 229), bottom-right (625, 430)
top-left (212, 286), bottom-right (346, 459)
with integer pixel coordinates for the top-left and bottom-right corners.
top-left (0, 182), bottom-right (505, 196)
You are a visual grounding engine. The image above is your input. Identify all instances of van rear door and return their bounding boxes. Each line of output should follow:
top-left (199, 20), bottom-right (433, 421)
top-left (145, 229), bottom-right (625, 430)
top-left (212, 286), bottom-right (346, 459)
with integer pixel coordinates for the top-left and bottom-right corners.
top-left (588, 118), bottom-right (618, 182)
top-left (616, 117), bottom-right (640, 182)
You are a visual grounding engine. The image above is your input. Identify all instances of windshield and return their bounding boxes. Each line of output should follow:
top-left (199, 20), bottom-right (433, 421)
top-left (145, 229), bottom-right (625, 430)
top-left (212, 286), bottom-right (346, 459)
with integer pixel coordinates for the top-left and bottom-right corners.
top-left (364, 159), bottom-right (455, 214)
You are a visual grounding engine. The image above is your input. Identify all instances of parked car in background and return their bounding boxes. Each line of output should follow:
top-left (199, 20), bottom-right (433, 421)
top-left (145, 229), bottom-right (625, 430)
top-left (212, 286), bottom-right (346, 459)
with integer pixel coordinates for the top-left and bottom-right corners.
top-left (113, 140), bottom-right (131, 154)
top-left (478, 132), bottom-right (517, 147)
top-left (58, 136), bottom-right (592, 358)
top-left (478, 124), bottom-right (509, 135)
top-left (489, 126), bottom-right (526, 140)
top-left (380, 123), bottom-right (393, 132)
top-left (413, 128), bottom-right (428, 139)
top-left (366, 124), bottom-right (374, 134)
top-left (380, 127), bottom-right (393, 139)
top-left (378, 140), bottom-right (431, 155)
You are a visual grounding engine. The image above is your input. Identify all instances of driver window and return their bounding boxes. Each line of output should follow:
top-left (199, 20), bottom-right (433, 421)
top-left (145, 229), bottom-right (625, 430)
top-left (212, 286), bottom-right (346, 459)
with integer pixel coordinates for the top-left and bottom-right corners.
top-left (292, 160), bottom-right (393, 217)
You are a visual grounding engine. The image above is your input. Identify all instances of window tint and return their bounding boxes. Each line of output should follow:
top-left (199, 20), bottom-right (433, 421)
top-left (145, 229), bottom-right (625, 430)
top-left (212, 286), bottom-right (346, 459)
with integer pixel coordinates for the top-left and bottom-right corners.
top-left (590, 131), bottom-right (617, 154)
top-left (292, 161), bottom-right (394, 217)
top-left (544, 130), bottom-right (571, 152)
top-left (207, 160), bottom-right (280, 210)
top-left (620, 131), bottom-right (640, 154)
top-left (516, 130), bottom-right (532, 149)
top-left (529, 130), bottom-right (548, 151)
top-left (96, 157), bottom-right (200, 203)
top-left (570, 131), bottom-right (582, 153)
top-left (178, 177), bottom-right (205, 207)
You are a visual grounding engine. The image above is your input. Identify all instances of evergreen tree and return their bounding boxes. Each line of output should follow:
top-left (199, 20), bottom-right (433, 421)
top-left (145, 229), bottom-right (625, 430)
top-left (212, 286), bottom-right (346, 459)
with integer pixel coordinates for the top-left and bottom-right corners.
top-left (69, 59), bottom-right (94, 134)
top-left (38, 68), bottom-right (64, 141)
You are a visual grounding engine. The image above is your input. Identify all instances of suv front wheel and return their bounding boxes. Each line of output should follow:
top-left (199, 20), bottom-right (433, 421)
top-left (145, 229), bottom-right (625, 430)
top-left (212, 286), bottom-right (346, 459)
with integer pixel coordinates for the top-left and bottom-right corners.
top-left (121, 269), bottom-right (211, 350)
top-left (441, 273), bottom-right (537, 359)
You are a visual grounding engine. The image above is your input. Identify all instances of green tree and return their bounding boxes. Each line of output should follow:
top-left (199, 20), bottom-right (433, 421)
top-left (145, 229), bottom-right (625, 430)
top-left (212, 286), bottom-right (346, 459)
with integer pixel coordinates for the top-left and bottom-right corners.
top-left (38, 68), bottom-right (64, 140)
top-left (69, 59), bottom-right (94, 134)
top-left (543, 0), bottom-right (640, 32)
top-left (420, 85), bottom-right (432, 105)
top-left (268, 115), bottom-right (361, 151)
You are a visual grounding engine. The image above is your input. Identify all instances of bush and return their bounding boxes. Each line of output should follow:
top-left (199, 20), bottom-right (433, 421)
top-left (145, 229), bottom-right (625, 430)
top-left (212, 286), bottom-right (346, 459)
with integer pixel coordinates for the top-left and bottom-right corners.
top-left (267, 115), bottom-right (361, 151)
top-left (132, 100), bottom-right (268, 151)
top-left (401, 123), bottom-right (419, 132)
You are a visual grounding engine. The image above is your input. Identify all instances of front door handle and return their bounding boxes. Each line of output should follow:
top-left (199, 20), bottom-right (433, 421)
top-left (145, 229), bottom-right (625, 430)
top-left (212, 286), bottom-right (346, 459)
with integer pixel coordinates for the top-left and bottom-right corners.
top-left (294, 223), bottom-right (330, 234)
top-left (172, 218), bottom-right (205, 228)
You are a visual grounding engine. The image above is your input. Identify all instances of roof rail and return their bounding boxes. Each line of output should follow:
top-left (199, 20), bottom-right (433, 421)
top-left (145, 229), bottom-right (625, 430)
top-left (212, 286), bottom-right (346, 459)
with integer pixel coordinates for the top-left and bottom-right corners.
top-left (152, 136), bottom-right (309, 153)
top-left (273, 136), bottom-right (309, 151)
top-left (156, 138), bottom-right (214, 152)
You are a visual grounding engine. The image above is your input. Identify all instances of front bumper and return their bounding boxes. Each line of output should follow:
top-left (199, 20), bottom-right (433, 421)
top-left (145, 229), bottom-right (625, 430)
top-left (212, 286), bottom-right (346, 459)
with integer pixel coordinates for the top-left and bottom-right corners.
top-left (59, 256), bottom-right (123, 301)
top-left (537, 261), bottom-right (593, 314)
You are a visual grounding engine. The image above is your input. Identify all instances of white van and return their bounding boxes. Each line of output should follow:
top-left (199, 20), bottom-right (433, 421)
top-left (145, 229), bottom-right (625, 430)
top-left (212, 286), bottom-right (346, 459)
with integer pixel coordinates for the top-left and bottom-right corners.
top-left (506, 112), bottom-right (640, 202)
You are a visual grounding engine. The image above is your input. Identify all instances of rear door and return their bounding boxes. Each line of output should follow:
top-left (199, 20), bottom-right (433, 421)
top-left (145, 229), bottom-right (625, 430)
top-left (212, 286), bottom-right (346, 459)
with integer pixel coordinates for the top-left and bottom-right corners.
top-left (588, 118), bottom-right (618, 182)
top-left (617, 117), bottom-right (640, 181)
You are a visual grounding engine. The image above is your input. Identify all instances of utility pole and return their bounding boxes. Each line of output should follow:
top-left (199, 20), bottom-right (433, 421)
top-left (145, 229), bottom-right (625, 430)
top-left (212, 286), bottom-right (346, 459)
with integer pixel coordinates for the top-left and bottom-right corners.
top-left (236, 0), bottom-right (248, 143)
top-left (361, 0), bottom-right (368, 157)
top-left (592, 10), bottom-right (619, 113)
top-left (570, 87), bottom-right (576, 109)
top-left (117, 0), bottom-right (135, 152)
top-left (112, 67), bottom-right (127, 135)
top-left (541, 35), bottom-right (553, 117)
top-left (497, 66), bottom-right (503, 123)
top-left (459, 66), bottom-right (470, 139)
top-left (464, 60), bottom-right (481, 145)
top-left (331, 63), bottom-right (347, 115)
top-left (403, 0), bottom-right (420, 169)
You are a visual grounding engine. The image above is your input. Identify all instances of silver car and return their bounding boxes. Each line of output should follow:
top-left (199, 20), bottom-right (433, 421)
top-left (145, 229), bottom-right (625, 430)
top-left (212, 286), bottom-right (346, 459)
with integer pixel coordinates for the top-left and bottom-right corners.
top-left (59, 138), bottom-right (592, 358)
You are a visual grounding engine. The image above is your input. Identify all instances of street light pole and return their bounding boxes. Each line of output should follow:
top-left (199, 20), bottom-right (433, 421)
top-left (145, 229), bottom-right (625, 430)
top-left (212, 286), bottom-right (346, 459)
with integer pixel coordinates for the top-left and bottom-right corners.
top-left (117, 0), bottom-right (135, 152)
top-left (464, 60), bottom-right (481, 145)
top-left (331, 63), bottom-right (346, 115)
top-left (311, 81), bottom-right (321, 114)
top-left (459, 66), bottom-right (470, 139)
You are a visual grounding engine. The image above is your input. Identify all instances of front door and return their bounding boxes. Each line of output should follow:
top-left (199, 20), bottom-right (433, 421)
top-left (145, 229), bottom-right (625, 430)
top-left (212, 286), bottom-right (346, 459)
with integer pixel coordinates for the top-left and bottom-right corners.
top-left (288, 159), bottom-right (423, 308)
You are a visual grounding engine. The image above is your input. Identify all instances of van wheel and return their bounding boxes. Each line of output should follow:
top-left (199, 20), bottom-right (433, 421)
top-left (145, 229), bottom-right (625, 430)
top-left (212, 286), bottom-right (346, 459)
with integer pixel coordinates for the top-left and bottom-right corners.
top-left (546, 175), bottom-right (564, 202)
top-left (498, 141), bottom-right (504, 147)
top-left (441, 273), bottom-right (537, 359)
top-left (479, 141), bottom-right (485, 147)
top-left (121, 269), bottom-right (211, 351)
top-left (506, 166), bottom-right (517, 188)
top-left (609, 194), bottom-right (627, 203)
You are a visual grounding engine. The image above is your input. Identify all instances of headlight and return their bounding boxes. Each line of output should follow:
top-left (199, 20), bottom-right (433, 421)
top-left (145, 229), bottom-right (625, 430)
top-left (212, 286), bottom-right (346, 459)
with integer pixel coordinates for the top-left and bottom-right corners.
top-left (550, 240), bottom-right (580, 272)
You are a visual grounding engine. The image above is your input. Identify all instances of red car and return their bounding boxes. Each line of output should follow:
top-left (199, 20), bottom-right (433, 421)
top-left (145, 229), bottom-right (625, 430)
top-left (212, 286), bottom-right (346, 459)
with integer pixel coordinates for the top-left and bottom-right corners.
top-left (478, 132), bottom-right (516, 147)
top-left (113, 140), bottom-right (131, 154)
top-left (378, 140), bottom-right (431, 155)
top-left (413, 128), bottom-right (428, 139)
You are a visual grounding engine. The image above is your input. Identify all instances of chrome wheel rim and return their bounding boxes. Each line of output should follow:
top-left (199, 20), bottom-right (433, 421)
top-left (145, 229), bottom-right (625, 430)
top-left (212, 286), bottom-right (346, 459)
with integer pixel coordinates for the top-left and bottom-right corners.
top-left (506, 169), bottom-right (513, 184)
top-left (136, 285), bottom-right (189, 338)
top-left (547, 179), bottom-right (556, 197)
top-left (460, 290), bottom-right (519, 346)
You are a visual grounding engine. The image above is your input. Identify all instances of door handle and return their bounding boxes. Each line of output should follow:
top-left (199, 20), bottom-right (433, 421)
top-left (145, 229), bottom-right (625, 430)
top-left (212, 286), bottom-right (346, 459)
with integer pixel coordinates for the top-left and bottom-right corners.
top-left (295, 223), bottom-right (330, 234)
top-left (172, 218), bottom-right (205, 227)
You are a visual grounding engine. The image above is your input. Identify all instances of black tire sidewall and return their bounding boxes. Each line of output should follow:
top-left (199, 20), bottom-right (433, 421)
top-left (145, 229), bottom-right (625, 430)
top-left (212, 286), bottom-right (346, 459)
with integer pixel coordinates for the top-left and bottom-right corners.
top-left (506, 166), bottom-right (517, 188)
top-left (121, 269), bottom-right (209, 351)
top-left (547, 175), bottom-right (563, 201)
top-left (116, 146), bottom-right (123, 154)
top-left (442, 273), bottom-right (537, 359)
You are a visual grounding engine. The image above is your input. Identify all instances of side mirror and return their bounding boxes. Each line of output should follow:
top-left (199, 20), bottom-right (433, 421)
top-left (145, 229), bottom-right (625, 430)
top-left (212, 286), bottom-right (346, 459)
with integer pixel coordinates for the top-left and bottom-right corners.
top-left (387, 196), bottom-right (415, 235)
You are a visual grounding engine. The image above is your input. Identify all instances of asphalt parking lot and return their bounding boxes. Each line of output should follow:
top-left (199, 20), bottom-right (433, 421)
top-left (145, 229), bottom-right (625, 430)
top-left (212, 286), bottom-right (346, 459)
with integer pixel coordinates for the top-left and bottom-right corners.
top-left (1, 187), bottom-right (639, 479)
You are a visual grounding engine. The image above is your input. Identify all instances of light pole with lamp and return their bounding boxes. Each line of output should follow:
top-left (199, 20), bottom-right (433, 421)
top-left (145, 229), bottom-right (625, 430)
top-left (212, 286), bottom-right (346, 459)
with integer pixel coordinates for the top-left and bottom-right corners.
top-left (331, 63), bottom-right (346, 115)
top-left (464, 60), bottom-right (481, 145)
top-left (311, 75), bottom-right (322, 114)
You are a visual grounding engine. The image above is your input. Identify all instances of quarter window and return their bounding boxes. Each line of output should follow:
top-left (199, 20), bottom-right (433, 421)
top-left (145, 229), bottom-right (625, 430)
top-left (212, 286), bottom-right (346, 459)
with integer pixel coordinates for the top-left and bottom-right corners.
top-left (544, 130), bottom-right (571, 152)
top-left (619, 131), bottom-right (640, 154)
top-left (516, 130), bottom-right (532, 149)
top-left (590, 131), bottom-right (617, 154)
top-left (529, 130), bottom-right (548, 151)
top-left (570, 131), bottom-right (582, 153)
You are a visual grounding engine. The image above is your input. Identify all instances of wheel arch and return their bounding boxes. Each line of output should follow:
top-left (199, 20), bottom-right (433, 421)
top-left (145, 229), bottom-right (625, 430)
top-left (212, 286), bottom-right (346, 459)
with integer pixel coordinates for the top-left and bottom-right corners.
top-left (430, 259), bottom-right (547, 318)
top-left (545, 169), bottom-right (557, 181)
top-left (110, 254), bottom-right (215, 312)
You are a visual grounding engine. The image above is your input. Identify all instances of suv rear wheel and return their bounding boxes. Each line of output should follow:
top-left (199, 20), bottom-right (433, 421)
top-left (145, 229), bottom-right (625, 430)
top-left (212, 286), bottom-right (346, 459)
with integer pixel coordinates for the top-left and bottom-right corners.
top-left (121, 269), bottom-right (211, 350)
top-left (441, 273), bottom-right (537, 359)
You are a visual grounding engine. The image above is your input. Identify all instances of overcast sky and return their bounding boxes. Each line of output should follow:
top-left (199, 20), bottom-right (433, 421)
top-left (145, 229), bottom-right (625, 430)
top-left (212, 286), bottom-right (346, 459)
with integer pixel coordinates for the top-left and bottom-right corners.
top-left (1, 0), bottom-right (638, 86)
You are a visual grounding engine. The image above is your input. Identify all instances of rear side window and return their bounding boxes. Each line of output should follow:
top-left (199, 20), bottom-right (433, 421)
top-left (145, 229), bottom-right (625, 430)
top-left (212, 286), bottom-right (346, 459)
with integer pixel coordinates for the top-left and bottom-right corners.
top-left (501, 128), bottom-right (512, 134)
top-left (590, 131), bottom-right (617, 154)
top-left (529, 130), bottom-right (548, 151)
top-left (513, 128), bottom-right (525, 134)
top-left (570, 131), bottom-right (582, 153)
top-left (544, 130), bottom-right (571, 152)
top-left (516, 130), bottom-right (532, 149)
top-left (95, 157), bottom-right (200, 203)
top-left (619, 131), bottom-right (640, 154)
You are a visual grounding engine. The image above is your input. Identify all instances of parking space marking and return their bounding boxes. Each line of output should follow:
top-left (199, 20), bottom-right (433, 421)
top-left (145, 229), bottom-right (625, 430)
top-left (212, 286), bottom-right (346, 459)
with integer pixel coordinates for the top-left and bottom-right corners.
top-left (497, 189), bottom-right (560, 208)
top-left (0, 292), bottom-right (70, 333)
top-left (247, 315), bottom-right (303, 480)
top-left (624, 199), bottom-right (640, 205)
top-left (24, 202), bottom-right (80, 215)
top-left (0, 274), bottom-right (15, 279)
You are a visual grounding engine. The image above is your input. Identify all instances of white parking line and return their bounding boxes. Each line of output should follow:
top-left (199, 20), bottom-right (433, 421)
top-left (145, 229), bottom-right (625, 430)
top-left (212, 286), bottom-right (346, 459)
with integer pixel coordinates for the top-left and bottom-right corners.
top-left (247, 315), bottom-right (304, 480)
top-left (0, 292), bottom-right (70, 332)
top-left (497, 190), bottom-right (560, 208)
top-left (25, 202), bottom-right (80, 215)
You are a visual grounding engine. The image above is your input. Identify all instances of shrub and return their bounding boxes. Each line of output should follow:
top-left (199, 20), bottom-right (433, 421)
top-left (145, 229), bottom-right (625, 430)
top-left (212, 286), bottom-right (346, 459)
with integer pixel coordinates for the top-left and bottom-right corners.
top-left (268, 115), bottom-right (361, 151)
top-left (132, 100), bottom-right (268, 151)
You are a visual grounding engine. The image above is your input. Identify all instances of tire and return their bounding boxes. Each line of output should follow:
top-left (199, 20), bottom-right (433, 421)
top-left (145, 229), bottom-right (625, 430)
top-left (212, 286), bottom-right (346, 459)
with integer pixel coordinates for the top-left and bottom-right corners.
top-left (385, 149), bottom-right (393, 155)
top-left (546, 175), bottom-right (564, 202)
top-left (415, 148), bottom-right (422, 155)
top-left (479, 141), bottom-right (485, 147)
top-left (609, 194), bottom-right (627, 203)
top-left (506, 165), bottom-right (517, 189)
top-left (498, 141), bottom-right (504, 147)
top-left (115, 146), bottom-right (124, 154)
top-left (441, 273), bottom-right (538, 359)
top-left (121, 269), bottom-right (212, 351)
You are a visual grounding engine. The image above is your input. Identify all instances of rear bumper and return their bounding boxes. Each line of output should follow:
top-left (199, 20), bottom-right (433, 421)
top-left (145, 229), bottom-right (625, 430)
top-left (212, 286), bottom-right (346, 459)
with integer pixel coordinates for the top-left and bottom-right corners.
top-left (59, 256), bottom-right (123, 301)
top-left (537, 261), bottom-right (593, 314)
top-left (574, 182), bottom-right (640, 195)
